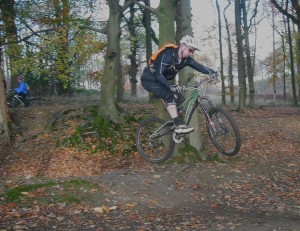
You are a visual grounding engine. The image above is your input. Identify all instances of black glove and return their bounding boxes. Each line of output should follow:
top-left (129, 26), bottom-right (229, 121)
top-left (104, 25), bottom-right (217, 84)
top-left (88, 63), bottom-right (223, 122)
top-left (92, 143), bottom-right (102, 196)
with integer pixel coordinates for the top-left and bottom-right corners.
top-left (209, 69), bottom-right (219, 80)
top-left (169, 85), bottom-right (185, 94)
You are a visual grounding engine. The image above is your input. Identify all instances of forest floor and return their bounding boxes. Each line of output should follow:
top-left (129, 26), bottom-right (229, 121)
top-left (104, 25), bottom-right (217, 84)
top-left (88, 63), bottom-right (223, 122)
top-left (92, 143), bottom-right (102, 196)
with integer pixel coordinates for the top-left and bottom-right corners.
top-left (0, 97), bottom-right (299, 230)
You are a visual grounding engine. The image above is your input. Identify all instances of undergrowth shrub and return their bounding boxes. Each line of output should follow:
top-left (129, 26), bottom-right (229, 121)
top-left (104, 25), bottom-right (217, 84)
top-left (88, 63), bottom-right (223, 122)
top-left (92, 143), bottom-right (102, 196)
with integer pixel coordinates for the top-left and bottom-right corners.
top-left (61, 108), bottom-right (138, 155)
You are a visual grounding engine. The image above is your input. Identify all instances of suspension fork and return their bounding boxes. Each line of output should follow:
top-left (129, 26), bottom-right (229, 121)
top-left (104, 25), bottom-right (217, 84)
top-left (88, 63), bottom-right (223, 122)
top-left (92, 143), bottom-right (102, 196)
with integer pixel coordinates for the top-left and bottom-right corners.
top-left (197, 96), bottom-right (215, 116)
top-left (197, 96), bottom-right (219, 131)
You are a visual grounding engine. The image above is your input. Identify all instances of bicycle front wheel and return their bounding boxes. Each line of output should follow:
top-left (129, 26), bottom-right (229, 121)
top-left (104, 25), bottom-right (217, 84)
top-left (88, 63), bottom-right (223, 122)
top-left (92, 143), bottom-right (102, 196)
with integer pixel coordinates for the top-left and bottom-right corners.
top-left (135, 117), bottom-right (175, 164)
top-left (206, 107), bottom-right (241, 157)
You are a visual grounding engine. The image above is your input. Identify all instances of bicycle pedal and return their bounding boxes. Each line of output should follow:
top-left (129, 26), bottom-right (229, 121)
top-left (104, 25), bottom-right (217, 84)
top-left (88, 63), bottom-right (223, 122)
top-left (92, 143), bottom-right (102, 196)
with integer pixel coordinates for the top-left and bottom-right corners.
top-left (172, 132), bottom-right (185, 143)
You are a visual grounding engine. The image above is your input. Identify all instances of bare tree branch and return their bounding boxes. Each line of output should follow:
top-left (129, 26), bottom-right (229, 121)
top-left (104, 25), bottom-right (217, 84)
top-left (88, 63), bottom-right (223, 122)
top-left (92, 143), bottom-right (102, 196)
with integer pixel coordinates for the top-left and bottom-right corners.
top-left (134, 1), bottom-right (157, 14)
top-left (2, 28), bottom-right (56, 45)
top-left (78, 25), bottom-right (107, 34)
top-left (270, 0), bottom-right (298, 24)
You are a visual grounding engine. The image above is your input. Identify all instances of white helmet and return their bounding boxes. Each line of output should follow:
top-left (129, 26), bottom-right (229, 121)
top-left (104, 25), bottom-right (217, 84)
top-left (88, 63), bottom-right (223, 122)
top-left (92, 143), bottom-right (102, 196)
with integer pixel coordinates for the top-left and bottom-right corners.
top-left (180, 35), bottom-right (199, 50)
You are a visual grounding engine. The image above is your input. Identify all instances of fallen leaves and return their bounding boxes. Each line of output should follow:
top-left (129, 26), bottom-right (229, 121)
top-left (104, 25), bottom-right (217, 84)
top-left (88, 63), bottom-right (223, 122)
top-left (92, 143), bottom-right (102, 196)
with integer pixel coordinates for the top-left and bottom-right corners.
top-left (93, 205), bottom-right (117, 214)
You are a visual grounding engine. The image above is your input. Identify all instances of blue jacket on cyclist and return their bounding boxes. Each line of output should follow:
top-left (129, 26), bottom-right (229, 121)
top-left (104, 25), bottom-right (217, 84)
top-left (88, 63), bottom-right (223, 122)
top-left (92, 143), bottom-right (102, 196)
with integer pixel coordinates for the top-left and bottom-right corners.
top-left (15, 76), bottom-right (28, 95)
top-left (141, 35), bottom-right (217, 134)
top-left (14, 75), bottom-right (29, 106)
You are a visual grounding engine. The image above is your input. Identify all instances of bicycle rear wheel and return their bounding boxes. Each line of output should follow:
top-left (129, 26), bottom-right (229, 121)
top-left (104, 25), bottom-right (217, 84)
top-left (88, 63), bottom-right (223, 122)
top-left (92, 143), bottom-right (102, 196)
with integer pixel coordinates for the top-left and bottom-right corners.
top-left (206, 107), bottom-right (241, 156)
top-left (135, 117), bottom-right (175, 164)
top-left (7, 97), bottom-right (18, 108)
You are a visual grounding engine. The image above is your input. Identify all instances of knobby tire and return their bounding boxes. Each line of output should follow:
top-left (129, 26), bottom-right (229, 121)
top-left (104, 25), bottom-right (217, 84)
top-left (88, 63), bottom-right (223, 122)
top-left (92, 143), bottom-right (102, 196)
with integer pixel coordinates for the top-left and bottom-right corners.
top-left (206, 107), bottom-right (241, 156)
top-left (135, 117), bottom-right (175, 164)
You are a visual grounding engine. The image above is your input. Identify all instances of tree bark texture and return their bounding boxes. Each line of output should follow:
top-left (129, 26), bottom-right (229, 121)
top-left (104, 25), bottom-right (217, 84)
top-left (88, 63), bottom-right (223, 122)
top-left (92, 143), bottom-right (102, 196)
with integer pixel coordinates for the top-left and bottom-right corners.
top-left (235, 0), bottom-right (245, 112)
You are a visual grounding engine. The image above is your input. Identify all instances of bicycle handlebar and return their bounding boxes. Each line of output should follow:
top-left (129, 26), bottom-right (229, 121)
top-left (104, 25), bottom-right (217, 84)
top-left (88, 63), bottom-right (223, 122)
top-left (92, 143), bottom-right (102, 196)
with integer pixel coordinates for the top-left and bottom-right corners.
top-left (182, 74), bottom-right (218, 91)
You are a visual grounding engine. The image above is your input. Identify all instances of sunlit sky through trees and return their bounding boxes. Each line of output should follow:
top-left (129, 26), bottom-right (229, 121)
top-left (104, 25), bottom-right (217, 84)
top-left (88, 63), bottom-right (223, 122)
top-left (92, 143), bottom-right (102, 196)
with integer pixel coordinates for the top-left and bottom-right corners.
top-left (97, 1), bottom-right (279, 70)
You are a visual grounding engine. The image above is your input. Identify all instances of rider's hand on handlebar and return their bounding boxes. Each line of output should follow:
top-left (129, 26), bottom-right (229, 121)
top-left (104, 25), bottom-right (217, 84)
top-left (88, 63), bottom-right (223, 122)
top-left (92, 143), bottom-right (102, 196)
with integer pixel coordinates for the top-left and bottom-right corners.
top-left (169, 85), bottom-right (185, 94)
top-left (209, 70), bottom-right (219, 80)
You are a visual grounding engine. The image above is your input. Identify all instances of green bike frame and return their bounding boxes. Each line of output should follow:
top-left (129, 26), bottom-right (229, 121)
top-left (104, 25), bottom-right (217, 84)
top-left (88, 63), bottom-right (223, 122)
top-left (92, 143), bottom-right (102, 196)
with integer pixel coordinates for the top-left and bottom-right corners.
top-left (178, 85), bottom-right (215, 126)
top-left (149, 83), bottom-right (215, 140)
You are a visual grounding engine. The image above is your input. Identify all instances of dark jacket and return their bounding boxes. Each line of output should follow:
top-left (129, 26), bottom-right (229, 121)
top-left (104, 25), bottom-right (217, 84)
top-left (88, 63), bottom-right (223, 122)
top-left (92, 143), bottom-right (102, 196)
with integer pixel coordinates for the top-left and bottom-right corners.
top-left (141, 47), bottom-right (210, 88)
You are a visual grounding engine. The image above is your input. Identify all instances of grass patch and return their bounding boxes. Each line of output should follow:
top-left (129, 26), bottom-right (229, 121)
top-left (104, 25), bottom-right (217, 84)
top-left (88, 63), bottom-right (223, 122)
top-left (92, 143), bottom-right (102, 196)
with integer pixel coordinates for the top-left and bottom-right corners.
top-left (1, 179), bottom-right (98, 206)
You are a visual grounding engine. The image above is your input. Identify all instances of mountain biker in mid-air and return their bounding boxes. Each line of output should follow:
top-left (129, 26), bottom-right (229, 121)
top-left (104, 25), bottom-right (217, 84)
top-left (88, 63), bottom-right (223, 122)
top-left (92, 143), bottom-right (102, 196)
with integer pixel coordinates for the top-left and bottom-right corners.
top-left (141, 35), bottom-right (218, 134)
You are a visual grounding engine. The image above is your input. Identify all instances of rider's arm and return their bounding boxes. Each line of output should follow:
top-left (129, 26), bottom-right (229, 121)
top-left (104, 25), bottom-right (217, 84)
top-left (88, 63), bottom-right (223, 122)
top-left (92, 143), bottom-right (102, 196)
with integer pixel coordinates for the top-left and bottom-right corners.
top-left (186, 57), bottom-right (211, 74)
top-left (15, 82), bottom-right (27, 93)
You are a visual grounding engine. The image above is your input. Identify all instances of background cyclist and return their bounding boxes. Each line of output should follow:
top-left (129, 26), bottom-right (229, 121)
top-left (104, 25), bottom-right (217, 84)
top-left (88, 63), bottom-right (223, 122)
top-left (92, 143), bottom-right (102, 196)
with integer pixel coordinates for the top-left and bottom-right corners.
top-left (14, 75), bottom-right (29, 106)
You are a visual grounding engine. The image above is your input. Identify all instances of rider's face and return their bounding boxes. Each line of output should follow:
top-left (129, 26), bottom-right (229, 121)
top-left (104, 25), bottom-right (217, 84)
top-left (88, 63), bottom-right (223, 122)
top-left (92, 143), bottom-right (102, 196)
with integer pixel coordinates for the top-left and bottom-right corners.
top-left (181, 45), bottom-right (195, 58)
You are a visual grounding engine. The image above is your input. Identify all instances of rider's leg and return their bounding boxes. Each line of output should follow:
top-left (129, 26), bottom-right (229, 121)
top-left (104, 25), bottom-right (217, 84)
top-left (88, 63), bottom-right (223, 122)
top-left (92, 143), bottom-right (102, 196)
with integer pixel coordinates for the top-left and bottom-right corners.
top-left (141, 80), bottom-right (193, 134)
top-left (166, 103), bottom-right (194, 134)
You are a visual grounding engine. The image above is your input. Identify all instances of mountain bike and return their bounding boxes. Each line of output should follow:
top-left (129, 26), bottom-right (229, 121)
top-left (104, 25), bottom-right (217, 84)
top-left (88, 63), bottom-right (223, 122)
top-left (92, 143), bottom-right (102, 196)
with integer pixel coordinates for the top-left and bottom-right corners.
top-left (135, 74), bottom-right (241, 164)
top-left (7, 90), bottom-right (39, 108)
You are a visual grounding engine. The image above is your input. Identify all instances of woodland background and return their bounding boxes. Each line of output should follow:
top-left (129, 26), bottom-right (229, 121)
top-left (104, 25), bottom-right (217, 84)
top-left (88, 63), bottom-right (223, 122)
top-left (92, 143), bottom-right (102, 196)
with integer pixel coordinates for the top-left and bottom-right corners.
top-left (0, 1), bottom-right (299, 230)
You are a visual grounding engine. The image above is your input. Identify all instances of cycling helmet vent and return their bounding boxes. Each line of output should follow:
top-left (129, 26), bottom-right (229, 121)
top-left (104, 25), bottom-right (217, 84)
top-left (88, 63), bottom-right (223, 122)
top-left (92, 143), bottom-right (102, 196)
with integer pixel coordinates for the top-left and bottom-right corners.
top-left (180, 35), bottom-right (199, 50)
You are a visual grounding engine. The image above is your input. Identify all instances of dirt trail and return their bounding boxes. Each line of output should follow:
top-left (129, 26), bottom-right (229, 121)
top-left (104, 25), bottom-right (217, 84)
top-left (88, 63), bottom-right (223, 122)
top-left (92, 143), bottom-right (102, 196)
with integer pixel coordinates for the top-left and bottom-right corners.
top-left (0, 104), bottom-right (299, 230)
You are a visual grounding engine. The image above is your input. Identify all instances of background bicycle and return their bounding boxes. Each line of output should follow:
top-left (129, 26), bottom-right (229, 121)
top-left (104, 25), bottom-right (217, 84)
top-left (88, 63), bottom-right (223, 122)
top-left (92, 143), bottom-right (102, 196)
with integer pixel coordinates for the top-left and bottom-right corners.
top-left (6, 90), bottom-right (40, 108)
top-left (135, 73), bottom-right (241, 164)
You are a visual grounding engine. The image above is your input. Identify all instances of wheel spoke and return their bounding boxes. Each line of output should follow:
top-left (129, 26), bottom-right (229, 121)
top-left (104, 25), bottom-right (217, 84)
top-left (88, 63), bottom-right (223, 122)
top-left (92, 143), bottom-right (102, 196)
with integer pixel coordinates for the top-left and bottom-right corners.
top-left (135, 117), bottom-right (175, 163)
top-left (207, 108), bottom-right (241, 156)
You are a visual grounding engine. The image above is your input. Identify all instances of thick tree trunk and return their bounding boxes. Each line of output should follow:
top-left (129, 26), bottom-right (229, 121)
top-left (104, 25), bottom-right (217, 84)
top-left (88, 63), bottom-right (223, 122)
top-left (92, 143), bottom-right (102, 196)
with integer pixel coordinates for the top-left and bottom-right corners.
top-left (175, 0), bottom-right (203, 158)
top-left (0, 0), bottom-right (22, 87)
top-left (0, 69), bottom-right (11, 145)
top-left (287, 18), bottom-right (298, 106)
top-left (150, 0), bottom-right (177, 121)
top-left (98, 0), bottom-right (123, 123)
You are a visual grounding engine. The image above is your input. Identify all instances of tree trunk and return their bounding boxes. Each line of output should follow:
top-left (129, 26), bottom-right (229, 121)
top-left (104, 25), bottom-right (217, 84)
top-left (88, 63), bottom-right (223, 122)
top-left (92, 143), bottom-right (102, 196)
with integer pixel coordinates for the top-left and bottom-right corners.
top-left (287, 17), bottom-right (298, 105)
top-left (0, 69), bottom-right (11, 145)
top-left (235, 0), bottom-right (245, 112)
top-left (128, 3), bottom-right (138, 97)
top-left (117, 62), bottom-right (123, 102)
top-left (272, 5), bottom-right (277, 101)
top-left (174, 0), bottom-right (204, 159)
top-left (270, 0), bottom-right (299, 105)
top-left (224, 1), bottom-right (234, 104)
top-left (143, 0), bottom-right (153, 62)
top-left (0, 0), bottom-right (22, 87)
top-left (151, 0), bottom-right (178, 121)
top-left (216, 0), bottom-right (226, 105)
top-left (52, 0), bottom-right (72, 95)
top-left (98, 0), bottom-right (123, 123)
top-left (241, 0), bottom-right (255, 108)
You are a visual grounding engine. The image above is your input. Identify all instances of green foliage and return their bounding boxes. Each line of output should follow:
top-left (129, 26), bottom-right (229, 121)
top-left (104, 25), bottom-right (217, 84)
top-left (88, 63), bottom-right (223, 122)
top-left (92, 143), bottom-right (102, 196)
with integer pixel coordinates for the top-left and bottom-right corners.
top-left (207, 152), bottom-right (223, 162)
top-left (1, 179), bottom-right (95, 205)
top-left (4, 182), bottom-right (57, 203)
top-left (7, 0), bottom-right (107, 95)
top-left (61, 109), bottom-right (137, 155)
